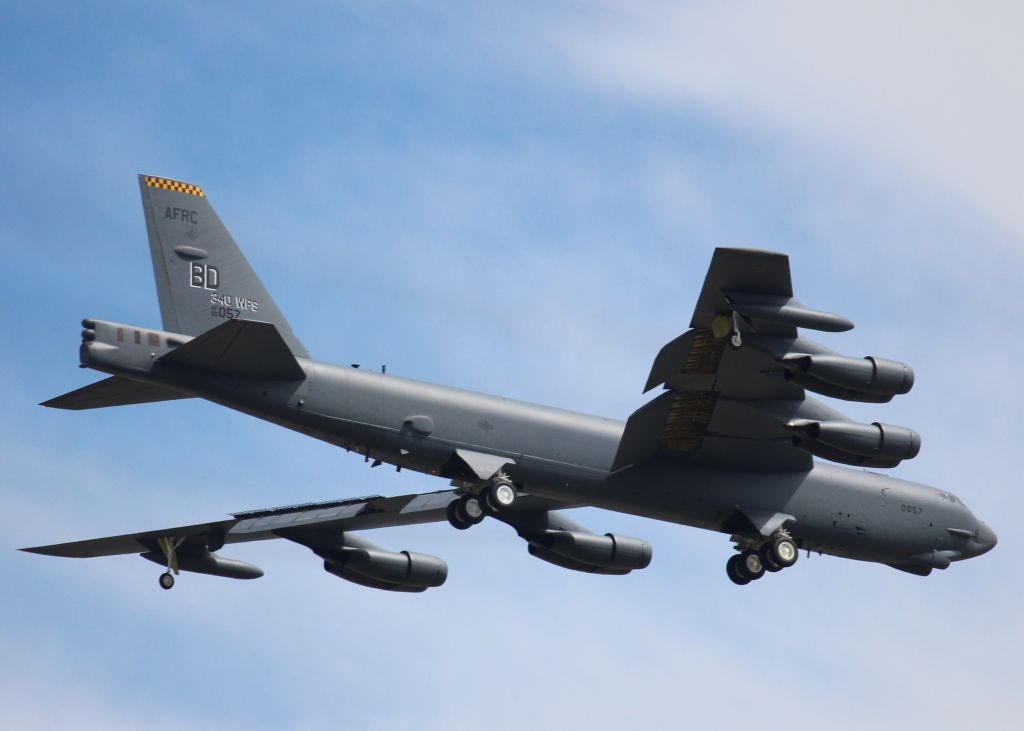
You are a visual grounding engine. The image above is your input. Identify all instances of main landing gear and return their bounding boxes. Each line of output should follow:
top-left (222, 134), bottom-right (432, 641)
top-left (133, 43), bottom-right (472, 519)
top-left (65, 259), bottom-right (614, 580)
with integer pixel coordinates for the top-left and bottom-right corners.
top-left (726, 533), bottom-right (799, 586)
top-left (446, 476), bottom-right (519, 530)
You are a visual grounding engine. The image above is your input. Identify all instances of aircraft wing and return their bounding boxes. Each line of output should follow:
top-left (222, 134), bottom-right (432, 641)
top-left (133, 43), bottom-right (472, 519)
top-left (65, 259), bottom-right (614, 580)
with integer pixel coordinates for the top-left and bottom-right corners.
top-left (21, 490), bottom-right (562, 559)
top-left (612, 248), bottom-right (910, 473)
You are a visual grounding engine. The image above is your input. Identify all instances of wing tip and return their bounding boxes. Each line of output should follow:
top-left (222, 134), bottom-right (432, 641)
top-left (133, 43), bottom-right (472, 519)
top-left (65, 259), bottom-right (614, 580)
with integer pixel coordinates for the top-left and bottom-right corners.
top-left (19, 546), bottom-right (58, 556)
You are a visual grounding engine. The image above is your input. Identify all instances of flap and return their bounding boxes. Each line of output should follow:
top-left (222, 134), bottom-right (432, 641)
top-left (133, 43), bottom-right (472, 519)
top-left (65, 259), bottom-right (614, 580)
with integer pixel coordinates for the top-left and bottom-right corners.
top-left (159, 319), bottom-right (306, 380)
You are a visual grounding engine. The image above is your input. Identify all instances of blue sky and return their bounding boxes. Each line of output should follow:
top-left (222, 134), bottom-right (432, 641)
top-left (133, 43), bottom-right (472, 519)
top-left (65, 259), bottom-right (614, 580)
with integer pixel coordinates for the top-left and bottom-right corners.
top-left (2, 2), bottom-right (1020, 728)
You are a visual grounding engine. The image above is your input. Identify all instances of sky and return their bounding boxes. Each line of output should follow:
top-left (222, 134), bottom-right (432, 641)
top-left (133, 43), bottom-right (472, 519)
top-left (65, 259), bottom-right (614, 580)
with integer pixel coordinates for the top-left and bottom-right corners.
top-left (1, 1), bottom-right (1020, 728)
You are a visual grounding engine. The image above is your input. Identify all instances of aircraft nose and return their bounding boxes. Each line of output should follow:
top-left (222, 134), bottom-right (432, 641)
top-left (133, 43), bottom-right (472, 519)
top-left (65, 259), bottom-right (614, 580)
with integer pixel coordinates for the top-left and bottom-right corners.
top-left (974, 522), bottom-right (997, 556)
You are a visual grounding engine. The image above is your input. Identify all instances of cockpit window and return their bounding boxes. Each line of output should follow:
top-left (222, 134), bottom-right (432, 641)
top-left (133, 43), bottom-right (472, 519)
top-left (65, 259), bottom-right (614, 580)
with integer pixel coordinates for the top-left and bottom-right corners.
top-left (940, 492), bottom-right (968, 509)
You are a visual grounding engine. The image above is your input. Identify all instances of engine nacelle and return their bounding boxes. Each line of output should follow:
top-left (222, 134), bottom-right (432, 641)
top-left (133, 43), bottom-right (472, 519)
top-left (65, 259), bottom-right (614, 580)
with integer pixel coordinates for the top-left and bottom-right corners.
top-left (783, 354), bottom-right (914, 401)
top-left (789, 420), bottom-right (921, 467)
top-left (141, 550), bottom-right (263, 580)
top-left (527, 543), bottom-right (632, 575)
top-left (534, 530), bottom-right (652, 572)
top-left (323, 548), bottom-right (447, 593)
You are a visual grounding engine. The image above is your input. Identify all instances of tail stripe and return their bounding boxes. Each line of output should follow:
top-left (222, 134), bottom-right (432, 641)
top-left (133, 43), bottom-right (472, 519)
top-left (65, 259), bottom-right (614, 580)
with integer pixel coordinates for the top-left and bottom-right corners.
top-left (143, 175), bottom-right (205, 198)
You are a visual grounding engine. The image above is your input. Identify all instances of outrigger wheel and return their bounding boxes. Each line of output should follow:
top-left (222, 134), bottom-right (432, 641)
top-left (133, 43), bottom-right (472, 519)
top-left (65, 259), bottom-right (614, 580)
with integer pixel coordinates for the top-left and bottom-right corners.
top-left (156, 535), bottom-right (185, 590)
top-left (711, 311), bottom-right (743, 350)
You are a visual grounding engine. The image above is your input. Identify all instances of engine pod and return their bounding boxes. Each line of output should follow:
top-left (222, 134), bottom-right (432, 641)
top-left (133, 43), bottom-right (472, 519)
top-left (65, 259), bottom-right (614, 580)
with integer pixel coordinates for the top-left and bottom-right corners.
top-left (783, 354), bottom-right (914, 397)
top-left (324, 548), bottom-right (447, 592)
top-left (542, 531), bottom-right (652, 571)
top-left (789, 420), bottom-right (921, 466)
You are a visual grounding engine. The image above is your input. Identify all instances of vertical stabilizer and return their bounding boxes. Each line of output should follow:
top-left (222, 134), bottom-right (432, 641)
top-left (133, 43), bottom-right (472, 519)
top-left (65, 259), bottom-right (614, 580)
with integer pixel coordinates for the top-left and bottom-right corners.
top-left (139, 174), bottom-right (308, 357)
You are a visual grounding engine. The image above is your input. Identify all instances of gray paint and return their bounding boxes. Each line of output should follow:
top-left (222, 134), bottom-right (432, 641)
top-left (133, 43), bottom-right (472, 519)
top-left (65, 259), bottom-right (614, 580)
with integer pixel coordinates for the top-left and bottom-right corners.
top-left (23, 178), bottom-right (998, 591)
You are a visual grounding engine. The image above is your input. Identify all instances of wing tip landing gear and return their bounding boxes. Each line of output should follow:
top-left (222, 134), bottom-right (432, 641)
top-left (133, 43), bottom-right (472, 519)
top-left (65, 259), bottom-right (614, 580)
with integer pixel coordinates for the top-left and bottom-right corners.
top-left (155, 535), bottom-right (185, 591)
top-left (712, 311), bottom-right (744, 350)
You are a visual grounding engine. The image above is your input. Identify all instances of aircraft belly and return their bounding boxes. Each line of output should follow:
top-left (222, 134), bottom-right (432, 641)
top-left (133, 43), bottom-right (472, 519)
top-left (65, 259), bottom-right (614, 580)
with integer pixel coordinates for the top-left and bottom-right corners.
top-left (262, 364), bottom-right (626, 477)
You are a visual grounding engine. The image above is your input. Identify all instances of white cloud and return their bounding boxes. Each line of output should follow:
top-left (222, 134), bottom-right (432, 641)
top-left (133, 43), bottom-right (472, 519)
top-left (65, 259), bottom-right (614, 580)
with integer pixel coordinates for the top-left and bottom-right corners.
top-left (556, 1), bottom-right (1024, 239)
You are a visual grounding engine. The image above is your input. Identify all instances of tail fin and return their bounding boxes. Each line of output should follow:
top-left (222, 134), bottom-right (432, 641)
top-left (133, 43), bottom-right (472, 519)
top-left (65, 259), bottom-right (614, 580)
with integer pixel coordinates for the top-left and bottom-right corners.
top-left (139, 174), bottom-right (308, 358)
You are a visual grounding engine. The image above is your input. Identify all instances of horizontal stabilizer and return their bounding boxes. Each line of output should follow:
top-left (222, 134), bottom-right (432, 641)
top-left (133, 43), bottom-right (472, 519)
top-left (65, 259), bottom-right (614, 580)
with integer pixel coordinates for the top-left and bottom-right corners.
top-left (159, 319), bottom-right (306, 380)
top-left (41, 376), bottom-right (193, 410)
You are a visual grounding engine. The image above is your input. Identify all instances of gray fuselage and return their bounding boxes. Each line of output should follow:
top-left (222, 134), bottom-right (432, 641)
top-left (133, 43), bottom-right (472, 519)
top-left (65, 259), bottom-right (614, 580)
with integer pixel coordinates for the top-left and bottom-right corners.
top-left (82, 319), bottom-right (995, 573)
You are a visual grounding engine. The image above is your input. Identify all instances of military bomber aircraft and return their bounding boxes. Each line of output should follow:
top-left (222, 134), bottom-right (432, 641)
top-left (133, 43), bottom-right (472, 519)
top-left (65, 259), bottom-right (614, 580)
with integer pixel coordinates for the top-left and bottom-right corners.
top-left (24, 175), bottom-right (997, 592)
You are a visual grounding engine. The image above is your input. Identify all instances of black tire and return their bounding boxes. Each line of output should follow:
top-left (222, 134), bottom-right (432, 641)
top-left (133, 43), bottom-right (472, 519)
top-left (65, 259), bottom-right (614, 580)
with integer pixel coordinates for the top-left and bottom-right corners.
top-left (460, 494), bottom-right (485, 525)
top-left (446, 500), bottom-right (471, 530)
top-left (726, 554), bottom-right (751, 585)
top-left (478, 487), bottom-right (496, 516)
top-left (741, 551), bottom-right (765, 580)
top-left (759, 543), bottom-right (783, 572)
top-left (489, 481), bottom-right (517, 510)
top-left (768, 537), bottom-right (799, 568)
top-left (159, 572), bottom-right (175, 590)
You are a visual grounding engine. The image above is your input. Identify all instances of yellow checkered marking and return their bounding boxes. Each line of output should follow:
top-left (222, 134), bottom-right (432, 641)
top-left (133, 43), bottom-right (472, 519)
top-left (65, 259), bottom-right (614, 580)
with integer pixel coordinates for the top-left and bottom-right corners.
top-left (143, 175), bottom-right (204, 198)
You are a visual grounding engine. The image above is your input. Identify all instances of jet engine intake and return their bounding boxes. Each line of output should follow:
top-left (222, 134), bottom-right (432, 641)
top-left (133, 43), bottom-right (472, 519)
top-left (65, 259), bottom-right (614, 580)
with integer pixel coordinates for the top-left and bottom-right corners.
top-left (783, 354), bottom-right (914, 402)
top-left (788, 419), bottom-right (921, 467)
top-left (323, 548), bottom-right (447, 592)
top-left (532, 530), bottom-right (652, 572)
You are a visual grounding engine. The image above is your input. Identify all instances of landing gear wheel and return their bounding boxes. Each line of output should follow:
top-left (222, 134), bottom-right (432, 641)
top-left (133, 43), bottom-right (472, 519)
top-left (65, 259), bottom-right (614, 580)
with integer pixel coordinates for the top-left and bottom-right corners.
top-left (741, 551), bottom-right (765, 580)
top-left (768, 537), bottom-right (799, 568)
top-left (159, 572), bottom-right (175, 590)
top-left (459, 494), bottom-right (485, 525)
top-left (728, 311), bottom-right (743, 350)
top-left (759, 543), bottom-right (783, 572)
top-left (446, 500), bottom-right (472, 530)
top-left (726, 554), bottom-right (750, 585)
top-left (483, 481), bottom-right (518, 513)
